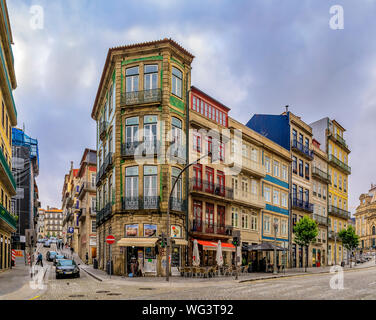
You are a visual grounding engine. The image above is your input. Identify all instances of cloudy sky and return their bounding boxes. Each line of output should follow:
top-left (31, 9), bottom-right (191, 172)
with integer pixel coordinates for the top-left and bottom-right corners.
top-left (7, 0), bottom-right (376, 213)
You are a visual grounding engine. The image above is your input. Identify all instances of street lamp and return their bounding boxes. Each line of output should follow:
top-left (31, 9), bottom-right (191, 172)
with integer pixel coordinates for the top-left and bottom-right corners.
top-left (166, 152), bottom-right (210, 281)
top-left (273, 221), bottom-right (278, 275)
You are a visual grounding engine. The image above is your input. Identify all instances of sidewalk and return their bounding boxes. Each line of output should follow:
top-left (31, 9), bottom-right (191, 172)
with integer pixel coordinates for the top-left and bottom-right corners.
top-left (77, 257), bottom-right (376, 288)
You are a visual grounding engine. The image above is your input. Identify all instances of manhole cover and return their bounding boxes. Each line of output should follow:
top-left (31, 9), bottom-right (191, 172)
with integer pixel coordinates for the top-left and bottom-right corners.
top-left (96, 290), bottom-right (110, 293)
top-left (139, 288), bottom-right (154, 290)
top-left (69, 294), bottom-right (84, 298)
top-left (107, 293), bottom-right (121, 296)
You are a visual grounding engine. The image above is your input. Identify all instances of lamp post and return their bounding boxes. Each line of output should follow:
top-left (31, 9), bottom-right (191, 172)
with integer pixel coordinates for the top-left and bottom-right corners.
top-left (166, 152), bottom-right (209, 281)
top-left (273, 221), bottom-right (278, 274)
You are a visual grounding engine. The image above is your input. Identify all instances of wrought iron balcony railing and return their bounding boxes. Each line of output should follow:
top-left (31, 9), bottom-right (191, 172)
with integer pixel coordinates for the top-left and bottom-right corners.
top-left (312, 166), bottom-right (331, 184)
top-left (190, 178), bottom-right (234, 200)
top-left (292, 197), bottom-right (314, 213)
top-left (190, 220), bottom-right (233, 236)
top-left (328, 154), bottom-right (351, 175)
top-left (120, 89), bottom-right (162, 106)
top-left (96, 164), bottom-right (105, 186)
top-left (143, 196), bottom-right (160, 209)
top-left (169, 145), bottom-right (186, 162)
top-left (99, 121), bottom-right (108, 139)
top-left (328, 205), bottom-right (351, 219)
top-left (0, 148), bottom-right (16, 192)
top-left (170, 198), bottom-right (187, 212)
top-left (313, 214), bottom-right (328, 226)
top-left (0, 203), bottom-right (17, 230)
top-left (291, 139), bottom-right (314, 159)
top-left (103, 152), bottom-right (113, 173)
top-left (121, 141), bottom-right (140, 157)
top-left (122, 196), bottom-right (160, 211)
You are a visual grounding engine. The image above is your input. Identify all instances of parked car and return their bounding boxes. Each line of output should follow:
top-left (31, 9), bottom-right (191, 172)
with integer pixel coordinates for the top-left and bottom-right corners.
top-left (43, 240), bottom-right (51, 248)
top-left (55, 259), bottom-right (80, 279)
top-left (46, 251), bottom-right (58, 262)
top-left (53, 254), bottom-right (66, 266)
top-left (37, 239), bottom-right (45, 243)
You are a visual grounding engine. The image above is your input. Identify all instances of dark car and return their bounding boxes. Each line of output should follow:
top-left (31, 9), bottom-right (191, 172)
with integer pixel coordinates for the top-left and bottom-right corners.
top-left (55, 259), bottom-right (80, 279)
top-left (53, 254), bottom-right (66, 266)
top-left (46, 251), bottom-right (58, 262)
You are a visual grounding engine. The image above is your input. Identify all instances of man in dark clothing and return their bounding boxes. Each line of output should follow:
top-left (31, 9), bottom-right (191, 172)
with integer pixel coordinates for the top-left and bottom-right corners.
top-left (36, 252), bottom-right (43, 267)
top-left (85, 252), bottom-right (89, 265)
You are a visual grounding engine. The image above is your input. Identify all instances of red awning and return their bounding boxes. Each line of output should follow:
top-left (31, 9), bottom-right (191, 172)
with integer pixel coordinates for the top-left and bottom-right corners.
top-left (194, 240), bottom-right (235, 252)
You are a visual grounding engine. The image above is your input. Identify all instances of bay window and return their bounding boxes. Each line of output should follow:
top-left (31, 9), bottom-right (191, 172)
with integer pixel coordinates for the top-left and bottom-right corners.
top-left (172, 67), bottom-right (182, 98)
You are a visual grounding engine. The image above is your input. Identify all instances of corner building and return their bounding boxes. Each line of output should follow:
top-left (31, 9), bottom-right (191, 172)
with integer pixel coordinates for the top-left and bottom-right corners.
top-left (92, 39), bottom-right (194, 276)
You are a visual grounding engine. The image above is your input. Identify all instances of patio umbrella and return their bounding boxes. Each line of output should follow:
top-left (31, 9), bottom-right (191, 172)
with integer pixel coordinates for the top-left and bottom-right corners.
top-left (192, 239), bottom-right (200, 266)
top-left (216, 240), bottom-right (223, 267)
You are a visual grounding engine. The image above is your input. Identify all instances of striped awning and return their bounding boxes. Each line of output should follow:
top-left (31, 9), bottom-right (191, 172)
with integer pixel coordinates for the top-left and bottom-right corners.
top-left (195, 240), bottom-right (235, 252)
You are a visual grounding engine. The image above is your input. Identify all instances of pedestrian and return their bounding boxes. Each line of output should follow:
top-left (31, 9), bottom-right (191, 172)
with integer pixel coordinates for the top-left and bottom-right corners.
top-left (36, 252), bottom-right (43, 268)
top-left (85, 252), bottom-right (89, 265)
top-left (70, 246), bottom-right (74, 258)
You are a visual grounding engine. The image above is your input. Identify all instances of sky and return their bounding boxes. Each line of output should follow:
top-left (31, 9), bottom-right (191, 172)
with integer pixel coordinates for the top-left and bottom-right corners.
top-left (6, 0), bottom-right (376, 213)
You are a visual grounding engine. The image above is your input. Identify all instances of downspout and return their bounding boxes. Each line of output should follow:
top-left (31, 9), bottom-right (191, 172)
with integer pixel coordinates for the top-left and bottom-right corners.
top-left (185, 72), bottom-right (190, 266)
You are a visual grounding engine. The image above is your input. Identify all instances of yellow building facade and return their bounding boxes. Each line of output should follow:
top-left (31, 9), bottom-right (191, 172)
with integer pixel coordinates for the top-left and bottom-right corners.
top-left (0, 0), bottom-right (17, 272)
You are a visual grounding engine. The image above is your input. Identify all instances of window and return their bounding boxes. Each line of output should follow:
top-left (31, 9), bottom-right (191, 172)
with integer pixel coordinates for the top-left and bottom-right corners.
top-left (144, 166), bottom-right (157, 202)
top-left (91, 220), bottom-right (96, 233)
top-left (192, 96), bottom-right (197, 111)
top-left (292, 156), bottom-right (297, 174)
top-left (305, 163), bottom-right (309, 180)
top-left (171, 117), bottom-right (182, 151)
top-left (292, 129), bottom-right (297, 142)
top-left (171, 167), bottom-right (182, 201)
top-left (217, 206), bottom-right (225, 228)
top-left (125, 166), bottom-right (139, 200)
top-left (125, 117), bottom-right (139, 146)
top-left (344, 178), bottom-right (347, 192)
top-left (292, 184), bottom-right (297, 199)
top-left (193, 164), bottom-right (202, 190)
top-left (264, 186), bottom-right (271, 202)
top-left (282, 165), bottom-right (287, 181)
top-left (273, 190), bottom-right (280, 205)
top-left (232, 207), bottom-right (239, 228)
top-left (251, 179), bottom-right (257, 195)
top-left (264, 216), bottom-right (271, 233)
top-left (125, 66), bottom-right (139, 92)
top-left (265, 156), bottom-right (271, 173)
top-left (299, 133), bottom-right (303, 145)
top-left (281, 193), bottom-right (287, 208)
top-left (305, 137), bottom-right (309, 149)
top-left (273, 160), bottom-right (279, 177)
top-left (172, 67), bottom-right (182, 98)
top-left (242, 211), bottom-right (249, 229)
top-left (143, 115), bottom-right (157, 151)
top-left (281, 220), bottom-right (287, 235)
top-left (251, 214), bottom-right (258, 231)
top-left (207, 136), bottom-right (212, 154)
top-left (205, 167), bottom-right (214, 193)
top-left (91, 174), bottom-right (96, 188)
top-left (339, 175), bottom-right (342, 190)
top-left (205, 203), bottom-right (214, 232)
top-left (193, 132), bottom-right (201, 152)
top-left (144, 64), bottom-right (158, 90)
top-left (334, 172), bottom-right (337, 187)
top-left (193, 201), bottom-right (203, 231)
top-left (299, 160), bottom-right (303, 177)
top-left (216, 170), bottom-right (225, 196)
top-left (219, 142), bottom-right (225, 161)
top-left (251, 148), bottom-right (258, 162)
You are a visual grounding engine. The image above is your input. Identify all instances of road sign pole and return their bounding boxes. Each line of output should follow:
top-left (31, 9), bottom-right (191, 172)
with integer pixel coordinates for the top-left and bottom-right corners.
top-left (110, 244), bottom-right (112, 279)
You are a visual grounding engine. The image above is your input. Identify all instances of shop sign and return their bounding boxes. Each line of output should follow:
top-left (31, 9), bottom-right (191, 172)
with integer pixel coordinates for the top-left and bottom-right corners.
top-left (125, 224), bottom-right (139, 237)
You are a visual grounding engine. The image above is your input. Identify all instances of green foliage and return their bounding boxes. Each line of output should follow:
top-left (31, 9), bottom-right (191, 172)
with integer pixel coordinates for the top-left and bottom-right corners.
top-left (338, 225), bottom-right (359, 251)
top-left (293, 216), bottom-right (318, 248)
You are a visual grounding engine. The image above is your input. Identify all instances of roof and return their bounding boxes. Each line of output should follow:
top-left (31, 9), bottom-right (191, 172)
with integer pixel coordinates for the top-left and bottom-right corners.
top-left (191, 86), bottom-right (230, 112)
top-left (91, 38), bottom-right (195, 119)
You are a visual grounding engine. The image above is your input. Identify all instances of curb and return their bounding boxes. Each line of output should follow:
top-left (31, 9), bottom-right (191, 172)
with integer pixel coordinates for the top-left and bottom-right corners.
top-left (80, 267), bottom-right (103, 282)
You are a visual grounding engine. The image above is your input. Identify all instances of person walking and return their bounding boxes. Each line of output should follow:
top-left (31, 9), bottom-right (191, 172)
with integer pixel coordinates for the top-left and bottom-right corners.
top-left (85, 252), bottom-right (89, 265)
top-left (36, 252), bottom-right (43, 268)
top-left (70, 246), bottom-right (74, 259)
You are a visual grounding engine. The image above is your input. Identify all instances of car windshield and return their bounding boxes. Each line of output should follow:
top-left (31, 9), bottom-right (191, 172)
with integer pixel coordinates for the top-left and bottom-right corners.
top-left (58, 260), bottom-right (75, 266)
top-left (56, 255), bottom-right (64, 259)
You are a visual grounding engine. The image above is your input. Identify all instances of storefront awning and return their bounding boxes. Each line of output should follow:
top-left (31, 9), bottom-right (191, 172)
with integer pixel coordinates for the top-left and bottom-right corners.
top-left (196, 240), bottom-right (235, 252)
top-left (173, 239), bottom-right (188, 246)
top-left (117, 237), bottom-right (158, 247)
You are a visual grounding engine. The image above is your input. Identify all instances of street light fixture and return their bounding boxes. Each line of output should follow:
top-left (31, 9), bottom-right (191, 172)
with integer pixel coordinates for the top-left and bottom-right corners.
top-left (166, 152), bottom-right (210, 281)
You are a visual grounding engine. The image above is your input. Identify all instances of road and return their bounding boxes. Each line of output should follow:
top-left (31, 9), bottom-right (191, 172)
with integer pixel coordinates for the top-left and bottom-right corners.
top-left (3, 243), bottom-right (376, 300)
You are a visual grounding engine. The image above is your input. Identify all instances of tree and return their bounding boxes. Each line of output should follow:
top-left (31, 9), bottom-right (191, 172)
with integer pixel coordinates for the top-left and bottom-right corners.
top-left (338, 225), bottom-right (359, 268)
top-left (293, 216), bottom-right (318, 272)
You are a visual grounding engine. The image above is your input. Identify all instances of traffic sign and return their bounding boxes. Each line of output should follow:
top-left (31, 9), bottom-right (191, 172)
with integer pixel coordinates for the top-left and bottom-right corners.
top-left (106, 235), bottom-right (115, 245)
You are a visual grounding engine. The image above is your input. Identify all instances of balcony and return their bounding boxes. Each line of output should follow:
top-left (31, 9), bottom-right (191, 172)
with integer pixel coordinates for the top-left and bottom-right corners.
top-left (328, 130), bottom-right (350, 152)
top-left (229, 155), bottom-right (266, 178)
top-left (233, 190), bottom-right (264, 209)
top-left (103, 152), bottom-right (113, 173)
top-left (122, 196), bottom-right (160, 211)
top-left (120, 89), bottom-right (162, 106)
top-left (292, 197), bottom-right (314, 213)
top-left (78, 182), bottom-right (96, 200)
top-left (312, 166), bottom-right (331, 184)
top-left (96, 164), bottom-right (105, 186)
top-left (0, 203), bottom-right (17, 231)
top-left (291, 139), bottom-right (314, 160)
top-left (0, 148), bottom-right (16, 193)
top-left (170, 198), bottom-right (187, 212)
top-left (190, 179), bottom-right (234, 201)
top-left (99, 121), bottom-right (108, 140)
top-left (328, 205), bottom-right (351, 219)
top-left (313, 214), bottom-right (328, 226)
top-left (328, 154), bottom-right (351, 175)
top-left (328, 230), bottom-right (338, 240)
top-left (190, 220), bottom-right (233, 237)
top-left (121, 141), bottom-right (140, 157)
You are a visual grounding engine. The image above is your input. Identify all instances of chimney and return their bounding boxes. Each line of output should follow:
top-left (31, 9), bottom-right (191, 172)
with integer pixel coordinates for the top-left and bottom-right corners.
top-left (70, 161), bottom-right (73, 170)
top-left (285, 105), bottom-right (289, 113)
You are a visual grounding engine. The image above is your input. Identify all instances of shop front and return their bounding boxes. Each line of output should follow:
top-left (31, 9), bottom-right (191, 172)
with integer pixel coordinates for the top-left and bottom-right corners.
top-left (192, 240), bottom-right (235, 266)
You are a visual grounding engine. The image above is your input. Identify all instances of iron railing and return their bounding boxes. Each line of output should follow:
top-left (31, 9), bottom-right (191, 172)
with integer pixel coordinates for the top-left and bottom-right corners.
top-left (190, 220), bottom-right (233, 236)
top-left (312, 166), bottom-right (331, 183)
top-left (0, 148), bottom-right (16, 191)
top-left (170, 198), bottom-right (187, 212)
top-left (313, 214), bottom-right (328, 226)
top-left (328, 154), bottom-right (351, 174)
top-left (143, 196), bottom-right (160, 209)
top-left (99, 121), bottom-right (108, 139)
top-left (190, 178), bottom-right (234, 199)
top-left (169, 145), bottom-right (186, 162)
top-left (328, 205), bottom-right (351, 219)
top-left (78, 181), bottom-right (96, 199)
top-left (103, 152), bottom-right (113, 173)
top-left (291, 139), bottom-right (314, 159)
top-left (122, 196), bottom-right (160, 210)
top-left (96, 164), bottom-right (105, 186)
top-left (121, 141), bottom-right (140, 157)
top-left (292, 197), bottom-right (314, 213)
top-left (120, 89), bottom-right (162, 106)
top-left (0, 203), bottom-right (17, 230)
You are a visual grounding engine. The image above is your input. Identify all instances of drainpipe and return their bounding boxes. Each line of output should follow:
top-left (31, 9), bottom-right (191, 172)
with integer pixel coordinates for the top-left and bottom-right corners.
top-left (185, 72), bottom-right (190, 266)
